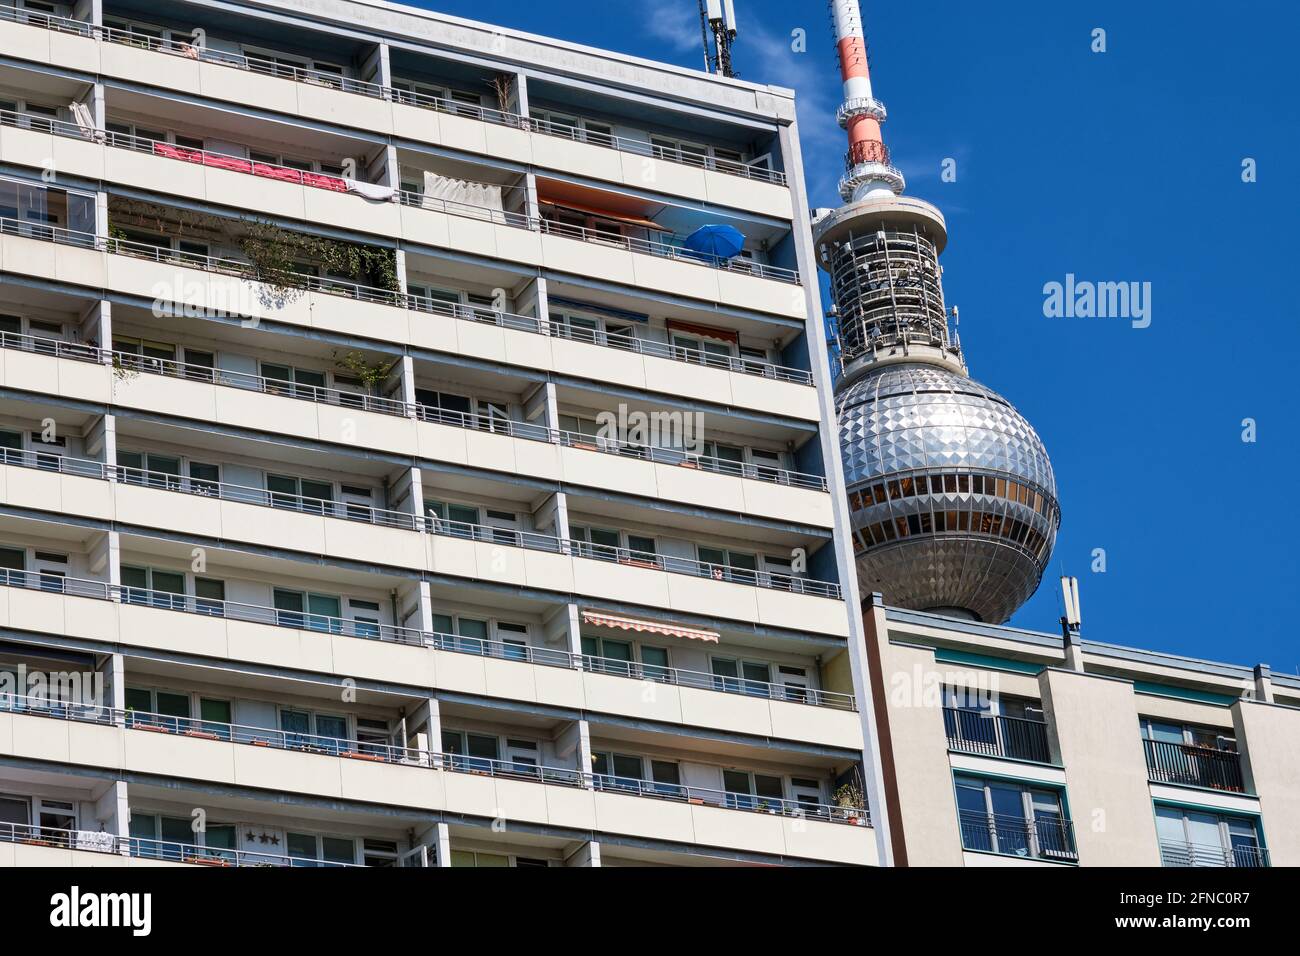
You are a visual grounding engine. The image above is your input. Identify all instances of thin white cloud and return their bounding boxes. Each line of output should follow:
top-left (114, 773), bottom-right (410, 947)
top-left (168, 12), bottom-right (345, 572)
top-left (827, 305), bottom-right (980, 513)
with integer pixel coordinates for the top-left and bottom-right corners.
top-left (643, 4), bottom-right (703, 55)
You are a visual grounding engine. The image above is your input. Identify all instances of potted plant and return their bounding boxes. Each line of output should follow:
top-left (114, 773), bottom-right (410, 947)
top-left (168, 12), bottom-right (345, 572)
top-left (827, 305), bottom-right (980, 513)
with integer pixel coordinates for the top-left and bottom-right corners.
top-left (834, 783), bottom-right (866, 825)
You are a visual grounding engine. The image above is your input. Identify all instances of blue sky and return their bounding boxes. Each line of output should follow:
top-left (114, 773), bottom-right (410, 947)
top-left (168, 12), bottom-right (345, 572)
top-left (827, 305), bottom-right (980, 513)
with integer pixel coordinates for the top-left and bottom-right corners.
top-left (408, 0), bottom-right (1299, 670)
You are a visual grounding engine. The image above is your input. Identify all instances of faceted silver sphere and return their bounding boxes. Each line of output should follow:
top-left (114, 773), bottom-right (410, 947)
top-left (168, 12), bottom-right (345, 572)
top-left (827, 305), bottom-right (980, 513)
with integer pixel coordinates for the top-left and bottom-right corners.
top-left (836, 362), bottom-right (1060, 623)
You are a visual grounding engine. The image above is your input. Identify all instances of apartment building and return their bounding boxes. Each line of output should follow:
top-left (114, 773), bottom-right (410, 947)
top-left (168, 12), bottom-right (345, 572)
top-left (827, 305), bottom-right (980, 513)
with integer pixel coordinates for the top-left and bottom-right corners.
top-left (0, 0), bottom-right (890, 867)
top-left (864, 594), bottom-right (1300, 868)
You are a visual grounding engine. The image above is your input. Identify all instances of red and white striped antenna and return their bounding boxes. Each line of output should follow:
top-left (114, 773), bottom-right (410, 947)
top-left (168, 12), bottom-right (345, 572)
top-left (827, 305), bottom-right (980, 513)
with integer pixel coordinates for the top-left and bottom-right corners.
top-left (828, 0), bottom-right (903, 200)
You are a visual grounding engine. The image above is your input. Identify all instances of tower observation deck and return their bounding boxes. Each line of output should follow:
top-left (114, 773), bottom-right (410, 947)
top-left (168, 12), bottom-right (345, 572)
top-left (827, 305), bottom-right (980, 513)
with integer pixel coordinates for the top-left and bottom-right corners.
top-left (815, 0), bottom-right (1059, 624)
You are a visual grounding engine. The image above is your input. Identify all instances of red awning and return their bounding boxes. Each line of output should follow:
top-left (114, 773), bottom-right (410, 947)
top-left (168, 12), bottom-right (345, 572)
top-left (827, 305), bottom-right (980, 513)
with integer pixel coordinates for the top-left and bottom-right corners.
top-left (538, 198), bottom-right (671, 232)
top-left (666, 319), bottom-right (739, 345)
top-left (581, 610), bottom-right (719, 643)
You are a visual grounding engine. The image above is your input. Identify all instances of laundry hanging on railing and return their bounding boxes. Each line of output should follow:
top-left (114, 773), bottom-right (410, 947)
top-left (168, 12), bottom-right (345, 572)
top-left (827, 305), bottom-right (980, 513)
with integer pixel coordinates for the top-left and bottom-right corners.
top-left (422, 171), bottom-right (503, 211)
top-left (345, 179), bottom-right (396, 202)
top-left (67, 100), bottom-right (102, 141)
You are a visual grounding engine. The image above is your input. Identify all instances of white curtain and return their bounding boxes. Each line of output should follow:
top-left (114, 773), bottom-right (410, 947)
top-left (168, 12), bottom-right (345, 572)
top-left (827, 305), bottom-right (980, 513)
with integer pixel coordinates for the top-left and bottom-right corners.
top-left (422, 171), bottom-right (503, 211)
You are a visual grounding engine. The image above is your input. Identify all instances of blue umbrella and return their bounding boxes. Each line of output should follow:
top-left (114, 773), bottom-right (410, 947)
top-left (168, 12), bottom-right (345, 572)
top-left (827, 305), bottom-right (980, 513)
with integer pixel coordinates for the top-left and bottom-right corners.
top-left (683, 224), bottom-right (745, 259)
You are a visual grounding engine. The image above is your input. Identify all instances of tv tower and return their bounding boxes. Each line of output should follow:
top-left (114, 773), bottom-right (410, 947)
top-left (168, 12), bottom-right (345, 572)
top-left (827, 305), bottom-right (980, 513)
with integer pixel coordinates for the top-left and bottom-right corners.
top-left (814, 0), bottom-right (1060, 623)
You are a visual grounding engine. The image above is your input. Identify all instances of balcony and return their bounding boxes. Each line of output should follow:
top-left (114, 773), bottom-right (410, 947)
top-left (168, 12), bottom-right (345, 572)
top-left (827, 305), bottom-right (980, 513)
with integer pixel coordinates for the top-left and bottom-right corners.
top-left (943, 707), bottom-right (1052, 764)
top-left (1143, 739), bottom-right (1246, 793)
top-left (1, 226), bottom-right (812, 399)
top-left (958, 809), bottom-right (1078, 863)
top-left (0, 328), bottom-right (827, 493)
top-left (0, 692), bottom-right (865, 830)
top-left (0, 820), bottom-right (359, 867)
top-left (1158, 840), bottom-right (1269, 868)
top-left (0, 443), bottom-right (838, 597)
top-left (3, 5), bottom-right (785, 189)
top-left (0, 570), bottom-right (852, 710)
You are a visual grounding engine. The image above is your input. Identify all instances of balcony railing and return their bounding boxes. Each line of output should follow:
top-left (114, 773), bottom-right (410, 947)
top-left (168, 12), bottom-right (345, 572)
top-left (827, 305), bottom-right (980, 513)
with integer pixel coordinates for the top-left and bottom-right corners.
top-left (1143, 739), bottom-right (1246, 793)
top-left (0, 693), bottom-right (863, 826)
top-left (0, 326), bottom-right (827, 491)
top-left (958, 809), bottom-right (1078, 862)
top-left (3, 97), bottom-right (797, 285)
top-left (567, 538), bottom-right (840, 597)
top-left (943, 707), bottom-right (1052, 764)
top-left (580, 655), bottom-right (855, 710)
top-left (591, 774), bottom-right (867, 825)
top-left (1158, 839), bottom-right (1269, 868)
top-left (525, 116), bottom-right (786, 186)
top-left (0, 820), bottom-right (360, 867)
top-left (0, 217), bottom-right (810, 383)
top-left (0, 447), bottom-right (837, 595)
top-left (537, 217), bottom-right (800, 284)
top-left (0, 571), bottom-right (854, 710)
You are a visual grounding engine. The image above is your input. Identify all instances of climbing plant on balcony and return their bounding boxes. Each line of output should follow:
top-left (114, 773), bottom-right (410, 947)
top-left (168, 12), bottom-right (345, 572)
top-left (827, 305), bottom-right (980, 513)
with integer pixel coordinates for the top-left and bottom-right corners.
top-left (107, 199), bottom-right (399, 306)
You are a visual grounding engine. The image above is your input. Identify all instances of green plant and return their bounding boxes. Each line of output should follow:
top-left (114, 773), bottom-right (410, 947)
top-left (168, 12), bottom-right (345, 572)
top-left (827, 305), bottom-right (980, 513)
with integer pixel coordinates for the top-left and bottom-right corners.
top-left (332, 350), bottom-right (395, 391)
top-left (833, 783), bottom-right (865, 811)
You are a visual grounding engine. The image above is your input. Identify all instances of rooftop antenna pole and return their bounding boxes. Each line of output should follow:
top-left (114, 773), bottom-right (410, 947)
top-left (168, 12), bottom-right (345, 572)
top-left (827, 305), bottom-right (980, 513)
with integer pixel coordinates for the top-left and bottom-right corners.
top-left (701, 0), bottom-right (738, 77)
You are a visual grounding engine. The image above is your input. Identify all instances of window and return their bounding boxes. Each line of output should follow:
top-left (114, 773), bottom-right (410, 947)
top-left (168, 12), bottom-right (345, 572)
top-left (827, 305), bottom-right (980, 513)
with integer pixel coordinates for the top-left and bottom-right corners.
top-left (697, 546), bottom-right (758, 584)
top-left (722, 770), bottom-right (785, 811)
top-left (442, 730), bottom-right (501, 773)
top-left (710, 657), bottom-right (772, 697)
top-left (425, 500), bottom-right (482, 537)
top-left (261, 363), bottom-right (326, 398)
top-left (496, 621), bottom-right (530, 661)
top-left (955, 776), bottom-right (1075, 860)
top-left (1154, 806), bottom-right (1264, 867)
top-left (273, 588), bottom-right (342, 632)
top-left (592, 751), bottom-right (645, 792)
top-left (125, 687), bottom-right (191, 731)
top-left (579, 636), bottom-right (668, 679)
top-left (432, 613), bottom-right (489, 655)
top-left (116, 450), bottom-right (182, 489)
top-left (120, 565), bottom-right (186, 609)
top-left (267, 474), bottom-right (334, 514)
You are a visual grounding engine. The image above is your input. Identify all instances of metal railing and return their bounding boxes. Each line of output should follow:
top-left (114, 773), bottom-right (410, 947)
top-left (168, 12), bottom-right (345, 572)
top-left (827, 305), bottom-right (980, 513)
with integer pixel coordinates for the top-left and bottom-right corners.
top-left (580, 655), bottom-right (855, 710)
top-left (943, 707), bottom-right (1052, 764)
top-left (105, 130), bottom-right (353, 191)
top-left (958, 809), bottom-right (1078, 862)
top-left (2, 216), bottom-right (812, 386)
top-left (566, 538), bottom-right (840, 597)
top-left (553, 427), bottom-right (828, 491)
top-left (591, 774), bottom-right (867, 824)
top-left (0, 442), bottom-right (839, 595)
top-left (546, 320), bottom-right (810, 384)
top-left (525, 116), bottom-right (785, 185)
top-left (1143, 739), bottom-right (1246, 793)
top-left (395, 188), bottom-right (534, 229)
top-left (0, 105), bottom-right (90, 138)
top-left (1158, 839), bottom-right (1269, 868)
top-left (0, 327), bottom-right (818, 479)
top-left (7, 5), bottom-right (787, 185)
top-left (537, 216), bottom-right (801, 284)
top-left (1, 692), bottom-right (862, 825)
top-left (0, 820), bottom-right (360, 867)
top-left (0, 570), bottom-right (853, 710)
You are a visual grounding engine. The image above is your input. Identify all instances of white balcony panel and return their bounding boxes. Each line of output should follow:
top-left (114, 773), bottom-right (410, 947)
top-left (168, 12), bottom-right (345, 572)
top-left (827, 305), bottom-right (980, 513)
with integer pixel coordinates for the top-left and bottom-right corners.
top-left (630, 254), bottom-right (720, 304)
top-left (105, 41), bottom-right (202, 94)
top-left (0, 843), bottom-right (183, 867)
top-left (755, 588), bottom-right (850, 637)
top-left (197, 60), bottom-right (295, 113)
top-left (719, 269), bottom-right (807, 320)
top-left (704, 170), bottom-right (794, 221)
top-left (483, 124), bottom-right (533, 165)
top-left (0, 22), bottom-right (53, 61)
top-left (540, 233), bottom-right (637, 285)
top-left (618, 153), bottom-right (706, 201)
top-left (296, 81), bottom-right (393, 134)
top-left (531, 136), bottom-right (624, 184)
top-left (391, 102), bottom-right (442, 145)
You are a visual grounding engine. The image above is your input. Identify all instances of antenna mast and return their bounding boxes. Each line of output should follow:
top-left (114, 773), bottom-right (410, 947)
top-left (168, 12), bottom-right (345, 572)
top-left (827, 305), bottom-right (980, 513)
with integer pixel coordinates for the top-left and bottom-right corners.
top-left (700, 0), bottom-right (738, 78)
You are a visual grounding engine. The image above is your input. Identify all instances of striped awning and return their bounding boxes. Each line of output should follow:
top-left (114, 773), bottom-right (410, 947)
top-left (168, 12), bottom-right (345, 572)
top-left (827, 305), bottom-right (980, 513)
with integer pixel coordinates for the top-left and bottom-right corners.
top-left (581, 610), bottom-right (719, 643)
